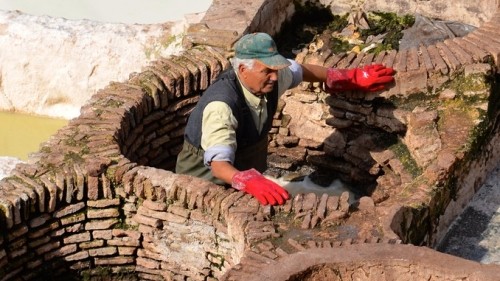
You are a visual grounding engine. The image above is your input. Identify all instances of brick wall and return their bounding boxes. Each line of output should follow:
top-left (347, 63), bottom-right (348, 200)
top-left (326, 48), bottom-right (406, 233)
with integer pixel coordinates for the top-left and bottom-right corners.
top-left (1, 0), bottom-right (500, 280)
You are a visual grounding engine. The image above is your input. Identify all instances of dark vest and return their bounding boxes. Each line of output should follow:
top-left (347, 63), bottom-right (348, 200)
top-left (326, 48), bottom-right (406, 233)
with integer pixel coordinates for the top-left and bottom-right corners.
top-left (175, 69), bottom-right (279, 183)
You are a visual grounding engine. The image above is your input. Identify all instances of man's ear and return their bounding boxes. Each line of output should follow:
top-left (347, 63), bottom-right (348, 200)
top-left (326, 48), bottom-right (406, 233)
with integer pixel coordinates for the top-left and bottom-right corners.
top-left (238, 63), bottom-right (246, 73)
top-left (238, 64), bottom-right (248, 79)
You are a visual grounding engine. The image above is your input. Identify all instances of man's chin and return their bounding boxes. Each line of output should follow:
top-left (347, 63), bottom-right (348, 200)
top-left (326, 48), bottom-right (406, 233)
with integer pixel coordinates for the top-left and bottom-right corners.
top-left (263, 85), bottom-right (275, 93)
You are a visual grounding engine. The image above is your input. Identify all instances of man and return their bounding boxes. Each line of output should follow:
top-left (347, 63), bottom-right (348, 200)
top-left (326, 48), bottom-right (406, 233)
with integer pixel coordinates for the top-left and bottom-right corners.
top-left (176, 32), bottom-right (394, 206)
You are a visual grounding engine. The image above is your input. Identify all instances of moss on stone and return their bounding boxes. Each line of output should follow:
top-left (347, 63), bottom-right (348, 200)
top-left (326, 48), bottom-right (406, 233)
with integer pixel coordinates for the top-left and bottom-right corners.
top-left (276, 0), bottom-right (335, 58)
top-left (113, 221), bottom-right (139, 231)
top-left (105, 99), bottom-right (125, 109)
top-left (40, 146), bottom-right (52, 154)
top-left (362, 12), bottom-right (415, 53)
top-left (106, 165), bottom-right (119, 186)
top-left (63, 151), bottom-right (85, 164)
top-left (389, 140), bottom-right (422, 178)
top-left (388, 92), bottom-right (438, 111)
top-left (448, 73), bottom-right (490, 96)
top-left (144, 34), bottom-right (181, 60)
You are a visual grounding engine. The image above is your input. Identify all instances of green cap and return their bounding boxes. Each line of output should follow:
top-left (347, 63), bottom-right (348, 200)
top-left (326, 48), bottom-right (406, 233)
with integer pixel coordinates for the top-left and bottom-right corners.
top-left (234, 33), bottom-right (291, 70)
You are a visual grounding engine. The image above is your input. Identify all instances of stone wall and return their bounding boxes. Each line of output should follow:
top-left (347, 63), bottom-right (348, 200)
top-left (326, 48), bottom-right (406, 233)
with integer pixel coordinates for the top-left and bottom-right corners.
top-left (1, 0), bottom-right (500, 280)
top-left (0, 10), bottom-right (193, 119)
top-left (318, 0), bottom-right (500, 26)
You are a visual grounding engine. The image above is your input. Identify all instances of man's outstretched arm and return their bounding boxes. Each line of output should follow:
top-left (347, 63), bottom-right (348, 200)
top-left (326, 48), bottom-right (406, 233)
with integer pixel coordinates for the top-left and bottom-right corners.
top-left (300, 63), bottom-right (395, 92)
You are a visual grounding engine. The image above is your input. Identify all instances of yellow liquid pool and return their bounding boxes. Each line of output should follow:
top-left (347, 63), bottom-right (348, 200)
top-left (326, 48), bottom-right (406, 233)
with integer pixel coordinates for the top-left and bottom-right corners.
top-left (0, 111), bottom-right (68, 160)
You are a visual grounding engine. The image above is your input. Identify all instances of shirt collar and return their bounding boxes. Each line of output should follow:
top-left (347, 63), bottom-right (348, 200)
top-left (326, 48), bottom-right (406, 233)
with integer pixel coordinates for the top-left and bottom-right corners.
top-left (236, 74), bottom-right (267, 108)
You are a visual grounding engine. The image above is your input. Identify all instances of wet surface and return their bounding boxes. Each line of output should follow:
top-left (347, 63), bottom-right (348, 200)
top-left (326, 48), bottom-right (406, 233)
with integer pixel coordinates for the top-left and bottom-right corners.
top-left (0, 111), bottom-right (67, 160)
top-left (437, 163), bottom-right (500, 264)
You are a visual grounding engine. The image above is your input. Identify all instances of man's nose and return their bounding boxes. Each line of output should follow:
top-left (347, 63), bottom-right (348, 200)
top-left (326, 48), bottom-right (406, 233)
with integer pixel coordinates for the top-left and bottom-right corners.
top-left (269, 71), bottom-right (278, 81)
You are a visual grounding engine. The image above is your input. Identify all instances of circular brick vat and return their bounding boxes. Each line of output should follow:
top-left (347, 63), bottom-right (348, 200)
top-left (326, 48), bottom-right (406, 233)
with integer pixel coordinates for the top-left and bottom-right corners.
top-left (222, 244), bottom-right (500, 281)
top-left (0, 0), bottom-right (499, 280)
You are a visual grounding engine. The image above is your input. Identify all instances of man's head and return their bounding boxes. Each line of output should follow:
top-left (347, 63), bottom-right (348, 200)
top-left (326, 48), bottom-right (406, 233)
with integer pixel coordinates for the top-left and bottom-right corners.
top-left (234, 33), bottom-right (290, 70)
top-left (233, 33), bottom-right (290, 95)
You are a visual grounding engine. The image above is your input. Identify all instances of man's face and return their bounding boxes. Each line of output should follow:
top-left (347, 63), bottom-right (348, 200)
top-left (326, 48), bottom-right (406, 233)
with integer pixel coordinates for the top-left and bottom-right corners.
top-left (238, 60), bottom-right (279, 96)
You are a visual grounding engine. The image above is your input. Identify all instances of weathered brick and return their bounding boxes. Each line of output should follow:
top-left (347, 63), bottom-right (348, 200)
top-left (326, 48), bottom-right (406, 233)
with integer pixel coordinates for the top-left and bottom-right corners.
top-left (101, 174), bottom-right (113, 199)
top-left (87, 175), bottom-right (100, 200)
top-left (142, 200), bottom-right (167, 211)
top-left (88, 246), bottom-right (117, 257)
top-left (154, 61), bottom-right (185, 98)
top-left (118, 247), bottom-right (137, 256)
top-left (79, 239), bottom-right (105, 249)
top-left (370, 50), bottom-right (384, 65)
top-left (407, 47), bottom-right (420, 71)
top-left (0, 196), bottom-right (15, 229)
top-left (107, 237), bottom-right (141, 247)
top-left (60, 212), bottom-right (86, 226)
top-left (184, 51), bottom-right (210, 90)
top-left (29, 214), bottom-right (51, 228)
top-left (443, 39), bottom-right (473, 65)
top-left (137, 257), bottom-right (161, 269)
top-left (28, 221), bottom-right (60, 239)
top-left (94, 256), bottom-right (134, 265)
top-left (26, 258), bottom-right (43, 269)
top-left (465, 32), bottom-right (500, 67)
top-left (87, 198), bottom-right (120, 208)
top-left (7, 224), bottom-right (28, 241)
top-left (63, 232), bottom-right (91, 244)
top-left (337, 52), bottom-right (357, 69)
top-left (426, 45), bottom-right (449, 74)
top-left (85, 219), bottom-right (119, 230)
top-left (187, 47), bottom-right (221, 84)
top-left (87, 208), bottom-right (120, 219)
top-left (44, 243), bottom-right (78, 260)
top-left (436, 42), bottom-right (461, 72)
top-left (454, 38), bottom-right (489, 61)
top-left (398, 68), bottom-right (428, 96)
top-left (35, 241), bottom-right (60, 255)
top-left (65, 223), bottom-right (84, 233)
top-left (92, 229), bottom-right (113, 239)
top-left (73, 163), bottom-right (87, 201)
top-left (70, 260), bottom-right (92, 270)
top-left (348, 52), bottom-right (365, 68)
top-left (167, 205), bottom-right (190, 218)
top-left (418, 45), bottom-right (434, 71)
top-left (62, 164), bottom-right (76, 204)
top-left (39, 175), bottom-right (58, 212)
top-left (28, 235), bottom-right (51, 249)
top-left (360, 52), bottom-right (375, 66)
top-left (11, 171), bottom-right (47, 213)
top-left (65, 250), bottom-right (89, 261)
top-left (53, 202), bottom-right (85, 218)
top-left (325, 53), bottom-right (346, 68)
top-left (112, 229), bottom-right (141, 239)
top-left (132, 213), bottom-right (162, 228)
top-left (6, 178), bottom-right (37, 218)
top-left (382, 49), bottom-right (397, 68)
top-left (393, 49), bottom-right (407, 72)
top-left (8, 244), bottom-right (27, 259)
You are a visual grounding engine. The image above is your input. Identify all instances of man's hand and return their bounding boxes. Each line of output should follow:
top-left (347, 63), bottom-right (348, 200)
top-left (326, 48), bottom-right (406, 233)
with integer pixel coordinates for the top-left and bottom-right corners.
top-left (326, 64), bottom-right (395, 92)
top-left (232, 169), bottom-right (289, 205)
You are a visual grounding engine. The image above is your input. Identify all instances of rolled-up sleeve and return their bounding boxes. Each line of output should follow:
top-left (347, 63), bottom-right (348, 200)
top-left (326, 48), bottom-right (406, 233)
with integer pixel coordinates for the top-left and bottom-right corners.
top-left (278, 59), bottom-right (303, 94)
top-left (201, 101), bottom-right (238, 167)
top-left (288, 59), bottom-right (303, 88)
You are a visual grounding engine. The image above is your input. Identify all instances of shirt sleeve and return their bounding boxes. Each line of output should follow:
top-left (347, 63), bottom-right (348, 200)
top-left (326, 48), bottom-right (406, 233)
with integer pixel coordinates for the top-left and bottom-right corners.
top-left (201, 101), bottom-right (238, 167)
top-left (278, 59), bottom-right (303, 94)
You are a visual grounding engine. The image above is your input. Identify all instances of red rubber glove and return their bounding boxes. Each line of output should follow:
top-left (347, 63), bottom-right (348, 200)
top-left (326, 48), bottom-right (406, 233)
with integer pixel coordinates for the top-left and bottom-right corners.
top-left (326, 64), bottom-right (395, 92)
top-left (232, 169), bottom-right (290, 206)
